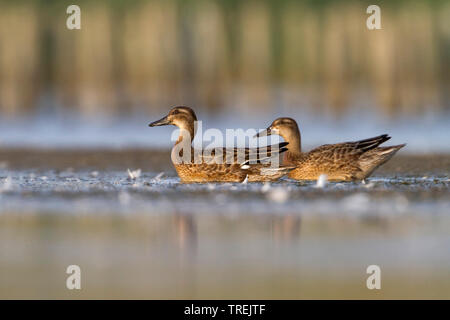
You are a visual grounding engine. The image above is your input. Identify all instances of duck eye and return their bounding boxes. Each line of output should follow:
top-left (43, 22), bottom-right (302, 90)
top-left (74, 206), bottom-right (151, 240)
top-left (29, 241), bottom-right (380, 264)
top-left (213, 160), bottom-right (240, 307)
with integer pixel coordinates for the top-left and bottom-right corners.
top-left (171, 110), bottom-right (179, 115)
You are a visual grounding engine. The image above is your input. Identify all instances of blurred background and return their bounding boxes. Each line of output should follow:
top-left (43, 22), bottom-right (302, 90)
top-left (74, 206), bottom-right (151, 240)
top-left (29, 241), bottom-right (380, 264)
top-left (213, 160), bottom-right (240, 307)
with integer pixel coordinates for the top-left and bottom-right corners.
top-left (0, 0), bottom-right (448, 150)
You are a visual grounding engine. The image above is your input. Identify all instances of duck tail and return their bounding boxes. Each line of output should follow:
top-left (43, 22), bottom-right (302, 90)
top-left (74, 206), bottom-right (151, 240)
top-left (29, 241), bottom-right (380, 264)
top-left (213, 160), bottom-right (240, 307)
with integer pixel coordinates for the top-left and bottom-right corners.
top-left (356, 134), bottom-right (392, 152)
top-left (358, 143), bottom-right (406, 177)
top-left (376, 143), bottom-right (406, 156)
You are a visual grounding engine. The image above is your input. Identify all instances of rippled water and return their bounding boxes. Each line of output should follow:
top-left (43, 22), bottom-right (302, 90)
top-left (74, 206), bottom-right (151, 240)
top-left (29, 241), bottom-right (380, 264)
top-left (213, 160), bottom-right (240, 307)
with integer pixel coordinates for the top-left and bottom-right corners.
top-left (0, 169), bottom-right (449, 217)
top-left (0, 156), bottom-right (449, 299)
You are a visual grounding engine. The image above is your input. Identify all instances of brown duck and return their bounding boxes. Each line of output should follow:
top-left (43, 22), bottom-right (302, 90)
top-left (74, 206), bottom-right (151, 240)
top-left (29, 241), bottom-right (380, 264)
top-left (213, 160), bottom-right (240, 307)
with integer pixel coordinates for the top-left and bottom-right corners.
top-left (149, 106), bottom-right (294, 183)
top-left (255, 117), bottom-right (406, 182)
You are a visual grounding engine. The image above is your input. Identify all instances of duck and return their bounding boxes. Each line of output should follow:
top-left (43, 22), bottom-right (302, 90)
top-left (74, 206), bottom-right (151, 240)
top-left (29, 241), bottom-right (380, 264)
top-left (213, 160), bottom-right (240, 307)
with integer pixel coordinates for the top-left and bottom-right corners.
top-left (255, 117), bottom-right (406, 182)
top-left (149, 106), bottom-right (294, 183)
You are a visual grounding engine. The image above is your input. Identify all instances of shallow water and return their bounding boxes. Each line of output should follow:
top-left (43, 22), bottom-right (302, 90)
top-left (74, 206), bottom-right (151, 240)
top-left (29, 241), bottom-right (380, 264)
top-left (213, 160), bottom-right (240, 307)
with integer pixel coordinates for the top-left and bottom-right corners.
top-left (0, 153), bottom-right (449, 299)
top-left (0, 169), bottom-right (449, 217)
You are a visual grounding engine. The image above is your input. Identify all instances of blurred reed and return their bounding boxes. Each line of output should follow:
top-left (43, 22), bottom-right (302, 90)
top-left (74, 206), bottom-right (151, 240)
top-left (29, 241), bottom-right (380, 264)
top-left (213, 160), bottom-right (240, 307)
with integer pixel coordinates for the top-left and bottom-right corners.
top-left (0, 0), bottom-right (448, 117)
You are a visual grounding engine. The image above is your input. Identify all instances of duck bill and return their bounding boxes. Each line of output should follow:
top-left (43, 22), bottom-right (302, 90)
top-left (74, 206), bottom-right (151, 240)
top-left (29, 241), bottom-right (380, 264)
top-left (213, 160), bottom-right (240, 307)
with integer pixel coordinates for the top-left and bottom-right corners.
top-left (254, 126), bottom-right (272, 138)
top-left (149, 115), bottom-right (170, 127)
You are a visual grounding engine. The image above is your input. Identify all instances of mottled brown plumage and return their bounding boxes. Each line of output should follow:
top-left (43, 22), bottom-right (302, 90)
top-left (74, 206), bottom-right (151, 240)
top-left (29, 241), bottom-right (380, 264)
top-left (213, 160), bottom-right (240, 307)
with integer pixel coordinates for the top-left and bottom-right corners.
top-left (256, 117), bottom-right (406, 181)
top-left (149, 106), bottom-right (293, 183)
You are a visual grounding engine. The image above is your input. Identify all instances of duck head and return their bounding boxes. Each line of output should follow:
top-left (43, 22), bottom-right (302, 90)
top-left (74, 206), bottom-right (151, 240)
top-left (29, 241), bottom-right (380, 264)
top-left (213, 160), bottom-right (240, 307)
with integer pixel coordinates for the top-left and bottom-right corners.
top-left (149, 106), bottom-right (197, 128)
top-left (255, 117), bottom-right (299, 139)
top-left (255, 117), bottom-right (301, 154)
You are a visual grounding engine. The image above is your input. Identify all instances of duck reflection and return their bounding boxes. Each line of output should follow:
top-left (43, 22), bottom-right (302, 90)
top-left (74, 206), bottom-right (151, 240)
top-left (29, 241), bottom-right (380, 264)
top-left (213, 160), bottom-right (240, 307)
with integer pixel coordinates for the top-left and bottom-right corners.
top-left (271, 214), bottom-right (301, 243)
top-left (171, 213), bottom-right (198, 296)
top-left (173, 213), bottom-right (197, 253)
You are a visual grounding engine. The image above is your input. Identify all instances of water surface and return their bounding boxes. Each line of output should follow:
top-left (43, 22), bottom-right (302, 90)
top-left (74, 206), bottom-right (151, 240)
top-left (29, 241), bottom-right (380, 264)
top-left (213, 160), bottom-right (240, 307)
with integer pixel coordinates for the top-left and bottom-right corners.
top-left (0, 153), bottom-right (449, 299)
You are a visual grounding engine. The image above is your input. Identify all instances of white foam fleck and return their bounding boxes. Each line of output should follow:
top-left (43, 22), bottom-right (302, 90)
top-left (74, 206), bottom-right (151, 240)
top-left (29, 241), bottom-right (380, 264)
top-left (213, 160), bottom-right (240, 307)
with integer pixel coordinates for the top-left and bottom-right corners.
top-left (261, 182), bottom-right (271, 193)
top-left (154, 172), bottom-right (165, 181)
top-left (90, 171), bottom-right (99, 177)
top-left (0, 176), bottom-right (13, 192)
top-left (363, 181), bottom-right (375, 189)
top-left (341, 193), bottom-right (370, 213)
top-left (127, 168), bottom-right (141, 180)
top-left (315, 174), bottom-right (328, 188)
top-left (267, 187), bottom-right (289, 203)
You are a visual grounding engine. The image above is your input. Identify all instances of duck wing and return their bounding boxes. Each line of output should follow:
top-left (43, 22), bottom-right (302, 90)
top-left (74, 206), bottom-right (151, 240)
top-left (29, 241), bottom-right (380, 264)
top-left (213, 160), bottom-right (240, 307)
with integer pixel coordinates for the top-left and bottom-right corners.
top-left (200, 142), bottom-right (289, 165)
top-left (301, 134), bottom-right (391, 168)
top-left (308, 134), bottom-right (391, 156)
